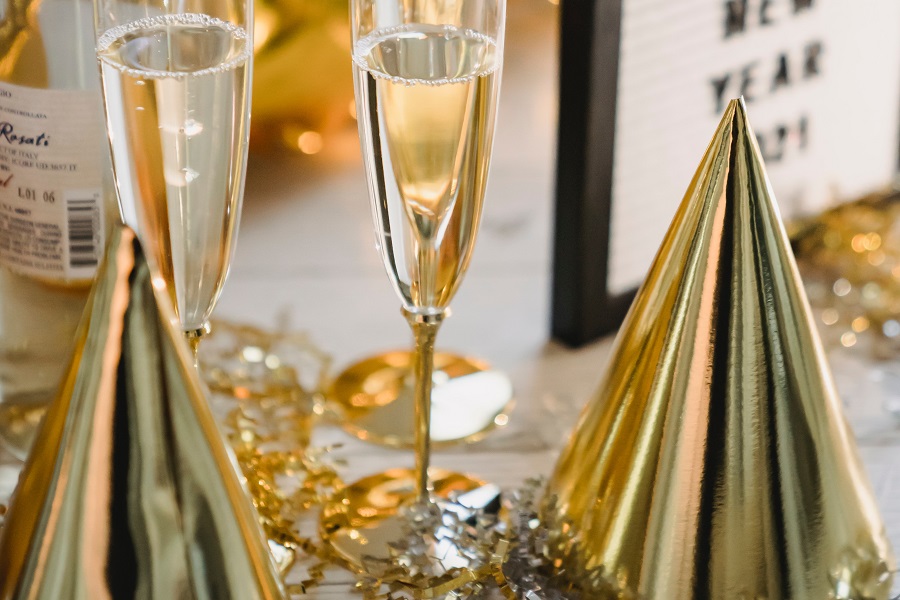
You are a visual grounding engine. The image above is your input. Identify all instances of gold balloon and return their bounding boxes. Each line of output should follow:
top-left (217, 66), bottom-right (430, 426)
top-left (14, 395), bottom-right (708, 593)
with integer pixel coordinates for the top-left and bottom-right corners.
top-left (543, 98), bottom-right (895, 599)
top-left (0, 226), bottom-right (285, 599)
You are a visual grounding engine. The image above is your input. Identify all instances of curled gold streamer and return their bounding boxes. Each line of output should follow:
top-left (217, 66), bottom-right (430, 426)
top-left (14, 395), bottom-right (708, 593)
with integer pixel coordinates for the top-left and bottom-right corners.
top-left (199, 318), bottom-right (340, 587)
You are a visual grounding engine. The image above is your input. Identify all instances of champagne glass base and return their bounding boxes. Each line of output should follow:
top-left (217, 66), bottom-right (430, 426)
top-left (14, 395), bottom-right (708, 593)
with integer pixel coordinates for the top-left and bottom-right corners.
top-left (329, 351), bottom-right (514, 448)
top-left (320, 467), bottom-right (499, 581)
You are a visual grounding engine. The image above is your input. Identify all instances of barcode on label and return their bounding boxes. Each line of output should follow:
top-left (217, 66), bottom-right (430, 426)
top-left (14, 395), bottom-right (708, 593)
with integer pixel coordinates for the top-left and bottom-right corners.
top-left (65, 189), bottom-right (103, 276)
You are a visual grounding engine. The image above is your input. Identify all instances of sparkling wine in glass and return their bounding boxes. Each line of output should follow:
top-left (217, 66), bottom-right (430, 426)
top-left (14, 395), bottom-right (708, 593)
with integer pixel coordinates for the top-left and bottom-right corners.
top-left (321, 0), bottom-right (505, 582)
top-left (94, 1), bottom-right (252, 359)
top-left (355, 24), bottom-right (499, 313)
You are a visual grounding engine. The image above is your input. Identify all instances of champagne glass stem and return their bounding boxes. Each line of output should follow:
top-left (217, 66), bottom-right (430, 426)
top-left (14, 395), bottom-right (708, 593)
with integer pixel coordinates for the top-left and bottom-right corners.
top-left (184, 322), bottom-right (211, 370)
top-left (403, 308), bottom-right (444, 502)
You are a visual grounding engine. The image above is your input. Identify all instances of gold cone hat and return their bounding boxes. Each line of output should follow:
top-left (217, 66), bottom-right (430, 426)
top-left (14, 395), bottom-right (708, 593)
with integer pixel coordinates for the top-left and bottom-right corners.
top-left (543, 99), bottom-right (895, 599)
top-left (0, 226), bottom-right (285, 599)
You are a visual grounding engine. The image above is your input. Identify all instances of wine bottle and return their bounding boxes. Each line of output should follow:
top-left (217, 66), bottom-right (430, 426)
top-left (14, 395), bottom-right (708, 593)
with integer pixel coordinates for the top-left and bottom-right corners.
top-left (0, 0), bottom-right (117, 457)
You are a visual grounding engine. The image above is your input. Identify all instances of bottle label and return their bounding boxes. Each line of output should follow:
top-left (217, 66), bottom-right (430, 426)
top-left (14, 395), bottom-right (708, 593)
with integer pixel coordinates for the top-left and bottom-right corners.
top-left (0, 81), bottom-right (105, 281)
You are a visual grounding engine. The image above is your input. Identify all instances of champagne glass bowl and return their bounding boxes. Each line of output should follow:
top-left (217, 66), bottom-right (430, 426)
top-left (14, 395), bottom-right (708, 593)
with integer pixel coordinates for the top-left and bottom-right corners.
top-left (94, 0), bottom-right (253, 357)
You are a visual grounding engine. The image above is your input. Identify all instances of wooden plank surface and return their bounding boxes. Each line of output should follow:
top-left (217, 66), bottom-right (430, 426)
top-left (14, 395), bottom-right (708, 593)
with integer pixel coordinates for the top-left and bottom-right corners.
top-left (3, 2), bottom-right (900, 599)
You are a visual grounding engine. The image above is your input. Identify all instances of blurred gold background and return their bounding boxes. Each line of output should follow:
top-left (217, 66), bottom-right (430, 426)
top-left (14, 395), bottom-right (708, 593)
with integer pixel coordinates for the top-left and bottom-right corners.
top-left (250, 0), bottom-right (355, 154)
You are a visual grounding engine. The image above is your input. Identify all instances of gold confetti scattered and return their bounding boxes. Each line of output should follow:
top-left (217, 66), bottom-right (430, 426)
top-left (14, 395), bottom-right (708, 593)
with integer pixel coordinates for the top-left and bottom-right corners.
top-left (793, 187), bottom-right (900, 360)
top-left (200, 319), bottom-right (341, 586)
top-left (193, 317), bottom-right (683, 598)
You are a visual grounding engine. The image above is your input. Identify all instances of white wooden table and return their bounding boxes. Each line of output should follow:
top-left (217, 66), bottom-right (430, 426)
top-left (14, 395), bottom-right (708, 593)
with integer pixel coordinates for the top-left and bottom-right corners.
top-left (4, 1), bottom-right (900, 596)
top-left (222, 1), bottom-right (900, 595)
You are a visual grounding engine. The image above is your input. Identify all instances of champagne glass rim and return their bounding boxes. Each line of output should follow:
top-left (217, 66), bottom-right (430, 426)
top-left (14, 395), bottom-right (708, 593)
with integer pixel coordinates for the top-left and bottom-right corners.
top-left (97, 13), bottom-right (249, 50)
top-left (352, 24), bottom-right (502, 85)
top-left (97, 14), bottom-right (251, 80)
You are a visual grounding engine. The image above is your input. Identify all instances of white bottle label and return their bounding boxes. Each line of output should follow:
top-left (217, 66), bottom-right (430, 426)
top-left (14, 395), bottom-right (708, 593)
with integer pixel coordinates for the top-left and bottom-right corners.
top-left (0, 81), bottom-right (105, 281)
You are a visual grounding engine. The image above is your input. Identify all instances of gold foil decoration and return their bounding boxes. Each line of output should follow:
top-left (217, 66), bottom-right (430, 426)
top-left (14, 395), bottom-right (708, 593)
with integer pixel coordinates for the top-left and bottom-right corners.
top-left (0, 226), bottom-right (286, 599)
top-left (199, 319), bottom-right (341, 579)
top-left (543, 99), bottom-right (895, 599)
top-left (792, 187), bottom-right (900, 357)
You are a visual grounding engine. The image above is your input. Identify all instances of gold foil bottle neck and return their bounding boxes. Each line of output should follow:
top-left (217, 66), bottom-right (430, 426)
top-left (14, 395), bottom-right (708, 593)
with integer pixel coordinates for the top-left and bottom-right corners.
top-left (544, 98), bottom-right (895, 600)
top-left (0, 226), bottom-right (285, 599)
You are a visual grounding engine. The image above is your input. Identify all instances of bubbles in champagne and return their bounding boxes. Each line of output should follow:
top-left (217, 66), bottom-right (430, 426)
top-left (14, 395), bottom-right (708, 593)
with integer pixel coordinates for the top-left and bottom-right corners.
top-left (180, 168), bottom-right (199, 184)
top-left (182, 119), bottom-right (203, 136)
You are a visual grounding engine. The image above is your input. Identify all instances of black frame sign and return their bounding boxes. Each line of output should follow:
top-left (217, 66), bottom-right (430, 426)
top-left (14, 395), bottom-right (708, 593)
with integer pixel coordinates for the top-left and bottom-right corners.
top-left (551, 0), bottom-right (900, 347)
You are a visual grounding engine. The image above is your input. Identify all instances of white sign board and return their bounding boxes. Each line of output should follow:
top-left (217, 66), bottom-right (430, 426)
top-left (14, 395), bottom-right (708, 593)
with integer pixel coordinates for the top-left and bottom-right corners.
top-left (606, 0), bottom-right (900, 295)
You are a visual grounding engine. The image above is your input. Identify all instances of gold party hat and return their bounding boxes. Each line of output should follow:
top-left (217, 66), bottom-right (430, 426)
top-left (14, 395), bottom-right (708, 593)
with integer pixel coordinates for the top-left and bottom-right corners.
top-left (0, 226), bottom-right (285, 599)
top-left (543, 98), bottom-right (895, 599)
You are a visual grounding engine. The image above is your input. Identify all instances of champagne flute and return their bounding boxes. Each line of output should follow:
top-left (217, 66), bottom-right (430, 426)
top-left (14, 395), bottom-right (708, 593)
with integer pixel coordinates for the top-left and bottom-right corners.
top-left (91, 0), bottom-right (299, 576)
top-left (93, 0), bottom-right (252, 362)
top-left (321, 0), bottom-right (505, 578)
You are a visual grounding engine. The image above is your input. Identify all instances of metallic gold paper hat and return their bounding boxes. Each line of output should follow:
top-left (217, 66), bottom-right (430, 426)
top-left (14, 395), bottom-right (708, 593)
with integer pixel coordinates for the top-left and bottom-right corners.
top-left (543, 98), bottom-right (895, 599)
top-left (0, 226), bottom-right (285, 599)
